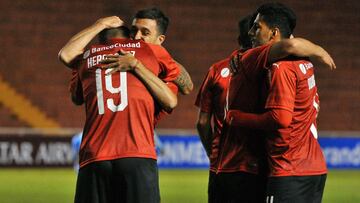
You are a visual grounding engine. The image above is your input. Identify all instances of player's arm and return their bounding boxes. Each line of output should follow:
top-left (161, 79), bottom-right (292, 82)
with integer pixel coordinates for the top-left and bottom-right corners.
top-left (227, 62), bottom-right (296, 131)
top-left (173, 61), bottom-right (194, 95)
top-left (58, 16), bottom-right (123, 68)
top-left (100, 50), bottom-right (177, 112)
top-left (268, 38), bottom-right (336, 69)
top-left (226, 109), bottom-right (292, 130)
top-left (133, 63), bottom-right (178, 111)
top-left (194, 67), bottom-right (214, 157)
top-left (69, 70), bottom-right (84, 105)
top-left (196, 111), bottom-right (213, 157)
top-left (146, 44), bottom-right (194, 95)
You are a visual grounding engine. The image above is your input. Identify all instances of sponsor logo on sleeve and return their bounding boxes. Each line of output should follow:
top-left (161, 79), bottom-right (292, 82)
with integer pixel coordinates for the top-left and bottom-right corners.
top-left (299, 62), bottom-right (314, 75)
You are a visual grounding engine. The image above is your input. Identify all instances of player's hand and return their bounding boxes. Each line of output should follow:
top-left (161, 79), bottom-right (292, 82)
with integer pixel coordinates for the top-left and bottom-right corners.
top-left (99, 50), bottom-right (138, 75)
top-left (96, 16), bottom-right (123, 29)
top-left (229, 54), bottom-right (238, 75)
top-left (310, 49), bottom-right (336, 70)
top-left (225, 110), bottom-right (235, 126)
top-left (229, 51), bottom-right (243, 75)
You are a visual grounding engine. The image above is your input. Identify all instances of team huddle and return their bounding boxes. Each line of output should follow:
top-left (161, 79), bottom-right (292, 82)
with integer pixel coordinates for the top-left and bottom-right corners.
top-left (59, 3), bottom-right (335, 203)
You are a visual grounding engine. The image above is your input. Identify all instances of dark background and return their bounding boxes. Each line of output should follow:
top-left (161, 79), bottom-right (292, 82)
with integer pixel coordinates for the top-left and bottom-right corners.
top-left (0, 0), bottom-right (359, 131)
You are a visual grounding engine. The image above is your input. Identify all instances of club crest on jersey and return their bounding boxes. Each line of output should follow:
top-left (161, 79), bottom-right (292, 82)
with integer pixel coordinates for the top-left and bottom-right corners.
top-left (220, 67), bottom-right (230, 78)
top-left (83, 50), bottom-right (90, 59)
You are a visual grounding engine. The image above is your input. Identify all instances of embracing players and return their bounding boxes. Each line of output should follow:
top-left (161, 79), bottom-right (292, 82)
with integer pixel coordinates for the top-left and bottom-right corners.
top-left (59, 13), bottom-right (185, 203)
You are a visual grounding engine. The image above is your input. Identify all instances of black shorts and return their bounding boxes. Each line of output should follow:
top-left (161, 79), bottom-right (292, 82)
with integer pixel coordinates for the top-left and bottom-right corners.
top-left (74, 158), bottom-right (160, 203)
top-left (266, 174), bottom-right (327, 203)
top-left (208, 171), bottom-right (267, 203)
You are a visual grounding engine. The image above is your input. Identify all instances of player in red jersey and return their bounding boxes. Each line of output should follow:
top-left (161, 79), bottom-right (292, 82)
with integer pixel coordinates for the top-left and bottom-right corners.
top-left (225, 3), bottom-right (335, 203)
top-left (196, 6), bottom-right (334, 202)
top-left (131, 8), bottom-right (193, 95)
top-left (59, 17), bottom-right (180, 203)
top-left (102, 8), bottom-right (194, 123)
top-left (195, 15), bottom-right (263, 203)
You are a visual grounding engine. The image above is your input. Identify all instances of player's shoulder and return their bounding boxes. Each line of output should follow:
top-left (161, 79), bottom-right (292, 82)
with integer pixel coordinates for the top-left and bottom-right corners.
top-left (292, 59), bottom-right (314, 76)
top-left (146, 43), bottom-right (173, 59)
top-left (208, 58), bottom-right (231, 79)
top-left (270, 61), bottom-right (293, 73)
top-left (146, 42), bottom-right (167, 53)
top-left (243, 43), bottom-right (271, 55)
top-left (210, 57), bottom-right (230, 71)
top-left (273, 59), bottom-right (313, 71)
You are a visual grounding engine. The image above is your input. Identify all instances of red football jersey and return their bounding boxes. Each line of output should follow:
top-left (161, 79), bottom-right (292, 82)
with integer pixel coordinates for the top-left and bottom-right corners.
top-left (76, 38), bottom-right (177, 168)
top-left (69, 69), bottom-right (84, 104)
top-left (195, 58), bottom-right (231, 172)
top-left (265, 60), bottom-right (327, 176)
top-left (147, 44), bottom-right (180, 82)
top-left (221, 44), bottom-right (271, 174)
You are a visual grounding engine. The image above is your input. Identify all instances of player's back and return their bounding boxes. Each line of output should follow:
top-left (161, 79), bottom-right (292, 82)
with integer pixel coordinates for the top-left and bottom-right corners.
top-left (265, 59), bottom-right (327, 177)
top-left (77, 38), bottom-right (160, 168)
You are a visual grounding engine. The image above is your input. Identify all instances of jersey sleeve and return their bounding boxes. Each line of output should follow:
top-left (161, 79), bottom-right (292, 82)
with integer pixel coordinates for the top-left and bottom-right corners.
top-left (265, 62), bottom-right (296, 112)
top-left (69, 69), bottom-right (84, 105)
top-left (240, 44), bottom-right (272, 78)
top-left (227, 108), bottom-right (292, 130)
top-left (148, 44), bottom-right (180, 82)
top-left (194, 66), bottom-right (215, 113)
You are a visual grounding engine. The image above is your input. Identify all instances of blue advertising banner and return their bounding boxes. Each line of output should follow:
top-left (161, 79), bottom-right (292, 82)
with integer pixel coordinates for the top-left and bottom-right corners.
top-left (157, 135), bottom-right (209, 169)
top-left (320, 137), bottom-right (360, 169)
top-left (3, 133), bottom-right (359, 169)
top-left (157, 135), bottom-right (360, 169)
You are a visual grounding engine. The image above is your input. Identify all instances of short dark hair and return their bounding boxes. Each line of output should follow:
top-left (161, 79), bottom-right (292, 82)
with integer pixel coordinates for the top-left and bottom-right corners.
top-left (256, 3), bottom-right (296, 38)
top-left (98, 26), bottom-right (130, 44)
top-left (237, 15), bottom-right (253, 49)
top-left (134, 8), bottom-right (169, 35)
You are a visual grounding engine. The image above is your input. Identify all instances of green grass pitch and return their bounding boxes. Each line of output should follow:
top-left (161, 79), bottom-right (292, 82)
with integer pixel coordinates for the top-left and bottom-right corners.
top-left (0, 169), bottom-right (359, 203)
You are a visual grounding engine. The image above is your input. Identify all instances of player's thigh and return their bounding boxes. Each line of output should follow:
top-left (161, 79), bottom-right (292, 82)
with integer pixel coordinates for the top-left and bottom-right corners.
top-left (208, 171), bottom-right (222, 203)
top-left (113, 158), bottom-right (160, 203)
top-left (266, 175), bottom-right (326, 203)
top-left (312, 174), bottom-right (327, 203)
top-left (74, 161), bottom-right (113, 203)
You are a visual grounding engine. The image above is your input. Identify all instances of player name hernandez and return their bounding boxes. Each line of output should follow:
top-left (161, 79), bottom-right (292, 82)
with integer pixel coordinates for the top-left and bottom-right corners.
top-left (85, 42), bottom-right (140, 69)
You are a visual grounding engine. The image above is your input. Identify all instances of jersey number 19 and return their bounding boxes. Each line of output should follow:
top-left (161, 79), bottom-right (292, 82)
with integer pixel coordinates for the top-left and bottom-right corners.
top-left (95, 69), bottom-right (128, 115)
